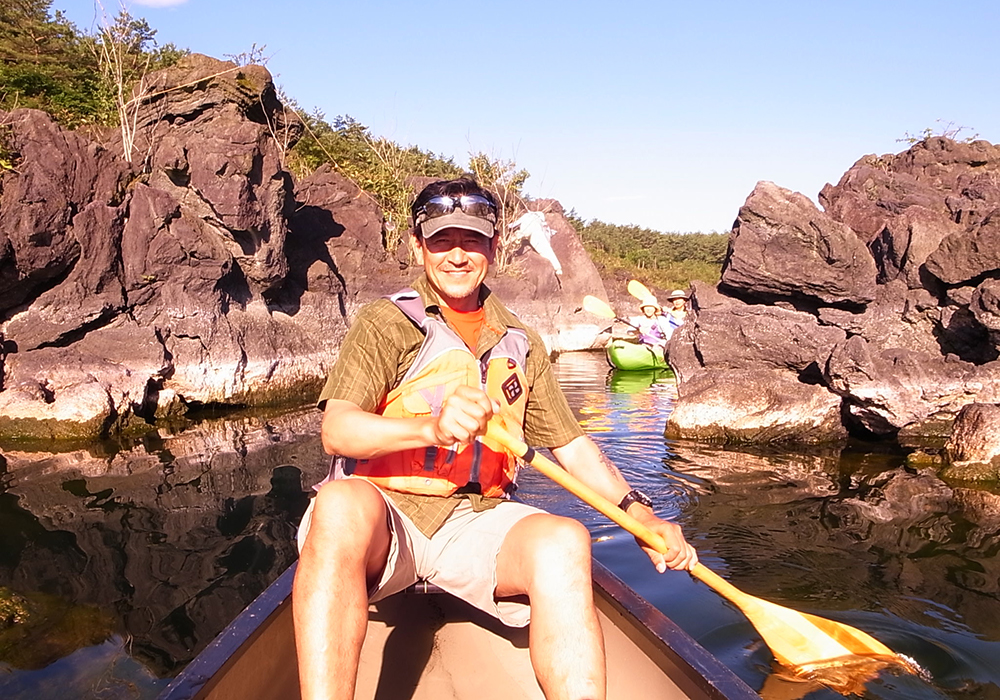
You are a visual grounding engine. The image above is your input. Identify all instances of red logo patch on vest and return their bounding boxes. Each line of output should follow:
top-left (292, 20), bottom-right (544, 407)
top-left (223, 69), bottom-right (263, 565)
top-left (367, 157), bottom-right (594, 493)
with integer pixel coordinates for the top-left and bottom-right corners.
top-left (507, 358), bottom-right (516, 369)
top-left (502, 374), bottom-right (523, 405)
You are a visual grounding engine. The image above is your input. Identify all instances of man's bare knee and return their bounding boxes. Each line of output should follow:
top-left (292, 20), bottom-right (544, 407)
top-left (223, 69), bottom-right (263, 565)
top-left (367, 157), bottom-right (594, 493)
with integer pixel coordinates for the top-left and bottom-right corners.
top-left (499, 514), bottom-right (593, 598)
top-left (300, 479), bottom-right (390, 580)
top-left (528, 515), bottom-right (591, 563)
top-left (311, 479), bottom-right (385, 533)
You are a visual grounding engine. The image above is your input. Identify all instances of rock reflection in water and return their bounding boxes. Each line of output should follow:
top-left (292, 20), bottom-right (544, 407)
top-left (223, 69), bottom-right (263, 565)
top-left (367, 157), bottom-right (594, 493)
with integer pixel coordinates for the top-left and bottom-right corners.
top-left (0, 408), bottom-right (327, 696)
top-left (667, 440), bottom-right (1000, 698)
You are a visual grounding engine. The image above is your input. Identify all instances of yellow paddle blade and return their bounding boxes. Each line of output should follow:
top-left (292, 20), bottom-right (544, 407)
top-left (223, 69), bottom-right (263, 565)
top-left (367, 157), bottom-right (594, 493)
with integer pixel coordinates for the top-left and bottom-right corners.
top-left (690, 566), bottom-right (912, 672)
top-left (582, 295), bottom-right (616, 319)
top-left (484, 422), bottom-right (919, 683)
top-left (627, 279), bottom-right (652, 300)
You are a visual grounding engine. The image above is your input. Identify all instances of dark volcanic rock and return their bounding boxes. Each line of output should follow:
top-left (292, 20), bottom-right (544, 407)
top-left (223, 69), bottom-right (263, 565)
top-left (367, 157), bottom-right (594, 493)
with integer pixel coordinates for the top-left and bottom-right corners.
top-left (970, 278), bottom-right (1000, 334)
top-left (816, 280), bottom-right (943, 358)
top-left (868, 206), bottom-right (962, 289)
top-left (925, 213), bottom-right (1000, 285)
top-left (134, 54), bottom-right (301, 297)
top-left (0, 109), bottom-right (128, 314)
top-left (819, 137), bottom-right (1000, 242)
top-left (721, 181), bottom-right (877, 307)
top-left (943, 403), bottom-right (1000, 481)
top-left (0, 56), bottom-right (345, 439)
top-left (670, 137), bottom-right (1000, 448)
top-left (824, 336), bottom-right (1000, 436)
top-left (289, 164), bottom-right (381, 305)
top-left (686, 282), bottom-right (845, 376)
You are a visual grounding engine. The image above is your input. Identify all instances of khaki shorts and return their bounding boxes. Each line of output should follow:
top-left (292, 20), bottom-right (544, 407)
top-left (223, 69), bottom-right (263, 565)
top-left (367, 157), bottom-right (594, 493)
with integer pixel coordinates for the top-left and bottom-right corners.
top-left (297, 481), bottom-right (545, 627)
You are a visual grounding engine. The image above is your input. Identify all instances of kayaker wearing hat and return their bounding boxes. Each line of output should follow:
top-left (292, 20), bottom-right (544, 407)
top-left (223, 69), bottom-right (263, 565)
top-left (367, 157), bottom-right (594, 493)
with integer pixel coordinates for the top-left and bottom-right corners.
top-left (664, 289), bottom-right (689, 330)
top-left (293, 177), bottom-right (697, 700)
top-left (632, 296), bottom-right (671, 347)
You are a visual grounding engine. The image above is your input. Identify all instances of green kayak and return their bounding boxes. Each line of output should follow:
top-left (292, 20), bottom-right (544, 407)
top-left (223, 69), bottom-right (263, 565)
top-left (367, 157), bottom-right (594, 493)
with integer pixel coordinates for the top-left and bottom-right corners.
top-left (605, 339), bottom-right (668, 371)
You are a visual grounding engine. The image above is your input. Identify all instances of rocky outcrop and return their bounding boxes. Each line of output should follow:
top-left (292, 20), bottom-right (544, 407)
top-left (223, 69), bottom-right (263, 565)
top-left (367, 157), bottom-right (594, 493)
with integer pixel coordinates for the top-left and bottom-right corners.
top-left (664, 368), bottom-right (847, 444)
top-left (668, 137), bottom-right (1000, 448)
top-left (0, 55), bottom-right (606, 440)
top-left (0, 55), bottom-right (346, 440)
top-left (721, 181), bottom-right (878, 307)
top-left (943, 403), bottom-right (1000, 480)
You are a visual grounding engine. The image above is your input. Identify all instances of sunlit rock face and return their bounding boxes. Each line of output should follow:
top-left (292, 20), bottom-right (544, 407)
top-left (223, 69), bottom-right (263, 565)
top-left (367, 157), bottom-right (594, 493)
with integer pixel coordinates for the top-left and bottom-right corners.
top-left (0, 55), bottom-right (606, 440)
top-left (0, 55), bottom-right (345, 440)
top-left (943, 403), bottom-right (1000, 480)
top-left (668, 137), bottom-right (1000, 448)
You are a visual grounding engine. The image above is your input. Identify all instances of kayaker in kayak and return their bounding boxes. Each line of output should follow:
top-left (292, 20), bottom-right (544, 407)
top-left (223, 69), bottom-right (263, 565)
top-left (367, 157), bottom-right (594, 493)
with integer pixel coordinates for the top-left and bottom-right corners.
top-left (632, 297), bottom-right (671, 347)
top-left (293, 177), bottom-right (698, 700)
top-left (663, 289), bottom-right (689, 332)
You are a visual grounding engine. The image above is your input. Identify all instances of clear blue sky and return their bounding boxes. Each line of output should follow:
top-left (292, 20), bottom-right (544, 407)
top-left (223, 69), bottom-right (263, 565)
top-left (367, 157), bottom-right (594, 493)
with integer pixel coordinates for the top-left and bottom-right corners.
top-left (55, 0), bottom-right (1000, 233)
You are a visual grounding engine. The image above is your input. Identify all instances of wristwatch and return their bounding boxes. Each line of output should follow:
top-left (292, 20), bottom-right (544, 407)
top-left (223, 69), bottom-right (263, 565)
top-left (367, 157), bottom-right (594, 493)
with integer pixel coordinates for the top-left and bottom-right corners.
top-left (618, 488), bottom-right (653, 512)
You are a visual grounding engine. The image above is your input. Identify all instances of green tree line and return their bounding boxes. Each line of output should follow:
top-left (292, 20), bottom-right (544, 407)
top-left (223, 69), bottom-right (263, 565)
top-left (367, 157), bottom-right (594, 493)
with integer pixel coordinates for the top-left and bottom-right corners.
top-left (1, 0), bottom-right (183, 128)
top-left (569, 215), bottom-right (728, 290)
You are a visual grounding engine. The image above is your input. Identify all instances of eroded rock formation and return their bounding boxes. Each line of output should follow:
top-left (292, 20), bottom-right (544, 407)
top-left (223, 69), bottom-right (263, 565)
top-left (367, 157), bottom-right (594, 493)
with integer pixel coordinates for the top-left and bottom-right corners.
top-left (0, 54), bottom-right (605, 440)
top-left (668, 137), bottom-right (1000, 466)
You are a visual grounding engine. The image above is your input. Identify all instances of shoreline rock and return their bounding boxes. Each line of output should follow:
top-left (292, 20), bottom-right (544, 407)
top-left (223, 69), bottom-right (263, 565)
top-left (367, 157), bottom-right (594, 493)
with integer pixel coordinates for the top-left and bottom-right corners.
top-left (668, 138), bottom-right (1000, 458)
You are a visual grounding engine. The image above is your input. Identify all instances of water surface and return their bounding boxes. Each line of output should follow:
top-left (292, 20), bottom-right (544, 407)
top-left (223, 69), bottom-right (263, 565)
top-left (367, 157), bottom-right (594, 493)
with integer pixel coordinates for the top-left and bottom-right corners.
top-left (0, 351), bottom-right (998, 698)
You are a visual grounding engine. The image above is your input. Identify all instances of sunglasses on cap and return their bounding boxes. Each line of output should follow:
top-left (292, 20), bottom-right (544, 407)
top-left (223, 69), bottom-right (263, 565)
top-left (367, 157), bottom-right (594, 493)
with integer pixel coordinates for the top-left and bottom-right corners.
top-left (414, 194), bottom-right (498, 225)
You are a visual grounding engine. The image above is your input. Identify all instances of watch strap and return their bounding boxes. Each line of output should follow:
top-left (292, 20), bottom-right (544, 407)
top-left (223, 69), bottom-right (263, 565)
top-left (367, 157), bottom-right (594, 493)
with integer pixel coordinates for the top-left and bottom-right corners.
top-left (617, 488), bottom-right (653, 511)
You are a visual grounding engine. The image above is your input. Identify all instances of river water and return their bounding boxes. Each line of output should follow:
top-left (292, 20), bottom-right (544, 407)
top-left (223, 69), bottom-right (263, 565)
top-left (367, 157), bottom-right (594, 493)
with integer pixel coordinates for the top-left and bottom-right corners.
top-left (0, 351), bottom-right (998, 699)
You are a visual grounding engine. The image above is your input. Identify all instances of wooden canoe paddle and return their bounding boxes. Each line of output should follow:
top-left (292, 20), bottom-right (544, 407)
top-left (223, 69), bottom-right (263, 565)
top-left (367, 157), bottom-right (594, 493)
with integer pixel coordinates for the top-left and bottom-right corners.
top-left (485, 422), bottom-right (918, 681)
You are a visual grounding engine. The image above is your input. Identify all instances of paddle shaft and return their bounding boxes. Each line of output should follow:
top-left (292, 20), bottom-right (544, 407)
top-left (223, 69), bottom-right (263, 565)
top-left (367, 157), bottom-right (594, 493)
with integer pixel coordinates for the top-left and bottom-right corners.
top-left (486, 423), bottom-right (719, 585)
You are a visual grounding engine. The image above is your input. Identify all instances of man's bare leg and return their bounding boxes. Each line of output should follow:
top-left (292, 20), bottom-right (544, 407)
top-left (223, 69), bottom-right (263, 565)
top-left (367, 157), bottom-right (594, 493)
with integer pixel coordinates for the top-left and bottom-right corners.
top-left (496, 513), bottom-right (605, 700)
top-left (293, 479), bottom-right (391, 700)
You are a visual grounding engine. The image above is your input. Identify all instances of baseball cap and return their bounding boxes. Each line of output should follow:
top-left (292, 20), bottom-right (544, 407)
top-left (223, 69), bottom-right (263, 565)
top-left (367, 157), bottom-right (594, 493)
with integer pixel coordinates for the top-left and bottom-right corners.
top-left (420, 210), bottom-right (496, 239)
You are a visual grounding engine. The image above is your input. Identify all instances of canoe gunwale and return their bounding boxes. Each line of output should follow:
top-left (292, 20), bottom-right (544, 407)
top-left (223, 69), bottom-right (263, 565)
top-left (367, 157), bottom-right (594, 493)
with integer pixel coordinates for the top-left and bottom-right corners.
top-left (592, 564), bottom-right (758, 700)
top-left (159, 560), bottom-right (759, 700)
top-left (158, 563), bottom-right (299, 700)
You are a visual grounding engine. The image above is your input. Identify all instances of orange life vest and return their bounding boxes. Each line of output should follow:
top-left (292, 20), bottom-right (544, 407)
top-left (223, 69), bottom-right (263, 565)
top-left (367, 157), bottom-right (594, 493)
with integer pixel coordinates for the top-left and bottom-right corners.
top-left (342, 289), bottom-right (530, 498)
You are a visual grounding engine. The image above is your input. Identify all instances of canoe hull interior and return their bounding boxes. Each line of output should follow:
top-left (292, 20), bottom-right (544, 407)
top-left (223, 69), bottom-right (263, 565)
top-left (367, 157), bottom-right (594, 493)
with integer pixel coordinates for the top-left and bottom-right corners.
top-left (159, 561), bottom-right (759, 700)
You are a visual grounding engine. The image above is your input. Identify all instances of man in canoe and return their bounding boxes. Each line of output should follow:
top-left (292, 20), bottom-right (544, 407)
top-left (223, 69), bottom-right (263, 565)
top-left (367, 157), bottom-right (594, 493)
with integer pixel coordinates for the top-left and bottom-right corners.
top-left (293, 177), bottom-right (698, 700)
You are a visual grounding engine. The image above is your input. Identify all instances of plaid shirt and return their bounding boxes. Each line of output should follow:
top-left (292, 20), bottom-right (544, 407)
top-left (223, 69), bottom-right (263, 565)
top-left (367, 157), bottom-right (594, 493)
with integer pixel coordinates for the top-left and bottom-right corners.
top-left (318, 274), bottom-right (584, 535)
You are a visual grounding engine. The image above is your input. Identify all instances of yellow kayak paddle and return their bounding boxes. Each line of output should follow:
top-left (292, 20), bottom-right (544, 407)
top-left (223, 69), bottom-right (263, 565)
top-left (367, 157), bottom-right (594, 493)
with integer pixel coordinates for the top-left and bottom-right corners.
top-left (627, 279), bottom-right (653, 301)
top-left (582, 295), bottom-right (638, 329)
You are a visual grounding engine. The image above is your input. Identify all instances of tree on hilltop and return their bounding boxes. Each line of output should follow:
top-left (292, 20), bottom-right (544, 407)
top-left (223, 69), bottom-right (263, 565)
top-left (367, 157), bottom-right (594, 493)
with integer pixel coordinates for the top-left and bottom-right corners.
top-left (0, 0), bottom-right (100, 126)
